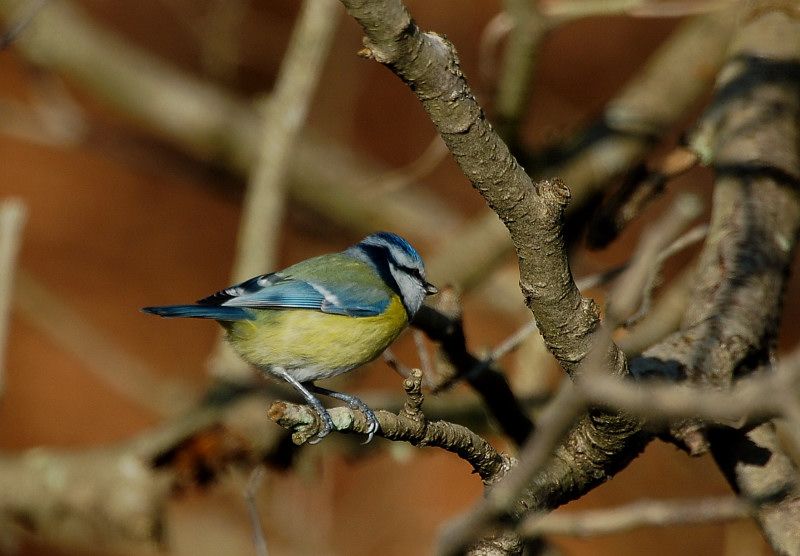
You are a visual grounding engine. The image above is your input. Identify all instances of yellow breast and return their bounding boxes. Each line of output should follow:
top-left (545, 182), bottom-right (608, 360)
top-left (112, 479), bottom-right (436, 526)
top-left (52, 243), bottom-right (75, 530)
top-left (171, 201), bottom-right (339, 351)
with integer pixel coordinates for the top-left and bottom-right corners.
top-left (223, 295), bottom-right (408, 381)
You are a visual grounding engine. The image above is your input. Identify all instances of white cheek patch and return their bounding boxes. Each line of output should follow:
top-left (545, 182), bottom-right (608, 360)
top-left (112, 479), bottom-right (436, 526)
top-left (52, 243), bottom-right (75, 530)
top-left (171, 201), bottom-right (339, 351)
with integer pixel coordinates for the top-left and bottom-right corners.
top-left (389, 264), bottom-right (426, 316)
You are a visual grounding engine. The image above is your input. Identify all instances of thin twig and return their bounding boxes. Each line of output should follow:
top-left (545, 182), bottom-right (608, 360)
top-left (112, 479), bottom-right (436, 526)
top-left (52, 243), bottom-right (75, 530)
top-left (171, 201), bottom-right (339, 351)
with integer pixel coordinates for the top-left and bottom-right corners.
top-left (605, 193), bottom-right (704, 325)
top-left (269, 369), bottom-right (512, 483)
top-left (413, 329), bottom-right (432, 377)
top-left (519, 496), bottom-right (752, 538)
top-left (541, 0), bottom-right (735, 20)
top-left (623, 224), bottom-right (706, 326)
top-left (361, 135), bottom-right (449, 197)
top-left (245, 465), bottom-right (269, 556)
top-left (0, 199), bottom-right (26, 397)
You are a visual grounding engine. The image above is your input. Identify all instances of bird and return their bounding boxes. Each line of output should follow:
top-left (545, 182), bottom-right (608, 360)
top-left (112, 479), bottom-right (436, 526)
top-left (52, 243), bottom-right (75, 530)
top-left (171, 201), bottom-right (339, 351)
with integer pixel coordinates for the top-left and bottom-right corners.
top-left (142, 231), bottom-right (437, 443)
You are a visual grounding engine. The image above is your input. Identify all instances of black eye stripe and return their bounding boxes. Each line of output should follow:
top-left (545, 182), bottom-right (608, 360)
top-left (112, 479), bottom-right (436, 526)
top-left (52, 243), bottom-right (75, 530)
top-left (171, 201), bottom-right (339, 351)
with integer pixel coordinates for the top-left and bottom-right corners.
top-left (398, 265), bottom-right (423, 279)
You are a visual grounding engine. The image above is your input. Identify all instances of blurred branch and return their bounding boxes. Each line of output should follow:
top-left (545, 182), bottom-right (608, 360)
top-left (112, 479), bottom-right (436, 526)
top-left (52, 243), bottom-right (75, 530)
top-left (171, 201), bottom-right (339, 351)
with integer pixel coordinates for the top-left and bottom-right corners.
top-left (209, 0), bottom-right (339, 382)
top-left (245, 465), bottom-right (268, 556)
top-left (0, 385), bottom-right (281, 551)
top-left (645, 4), bottom-right (800, 454)
top-left (0, 198), bottom-right (25, 397)
top-left (616, 264), bottom-right (693, 355)
top-left (14, 271), bottom-right (201, 415)
top-left (0, 0), bottom-right (459, 246)
top-left (433, 10), bottom-right (736, 296)
top-left (629, 5), bottom-right (800, 552)
top-left (519, 496), bottom-right (752, 538)
top-left (540, 0), bottom-right (736, 20)
top-left (361, 135), bottom-right (449, 198)
top-left (493, 0), bottom-right (550, 144)
top-left (605, 193), bottom-right (703, 325)
top-left (0, 0), bottom-right (45, 49)
top-left (587, 146), bottom-right (700, 248)
top-left (550, 9), bottom-right (735, 221)
top-left (231, 0), bottom-right (337, 281)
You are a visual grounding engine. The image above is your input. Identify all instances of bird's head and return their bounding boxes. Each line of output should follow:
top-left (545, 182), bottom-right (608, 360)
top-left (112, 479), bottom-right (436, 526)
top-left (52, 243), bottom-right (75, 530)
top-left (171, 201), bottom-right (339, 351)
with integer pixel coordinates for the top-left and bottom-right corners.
top-left (349, 231), bottom-right (437, 317)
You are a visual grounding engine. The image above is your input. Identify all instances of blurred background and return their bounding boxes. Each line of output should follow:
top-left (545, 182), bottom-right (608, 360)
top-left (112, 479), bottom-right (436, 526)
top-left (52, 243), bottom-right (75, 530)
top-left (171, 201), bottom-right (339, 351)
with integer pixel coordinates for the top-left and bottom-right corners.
top-left (0, 1), bottom-right (783, 554)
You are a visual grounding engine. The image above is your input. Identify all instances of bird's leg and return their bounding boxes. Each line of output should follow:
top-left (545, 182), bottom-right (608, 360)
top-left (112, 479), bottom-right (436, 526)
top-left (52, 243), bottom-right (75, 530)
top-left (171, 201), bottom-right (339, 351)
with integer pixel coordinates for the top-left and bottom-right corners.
top-left (307, 385), bottom-right (379, 444)
top-left (269, 367), bottom-right (333, 443)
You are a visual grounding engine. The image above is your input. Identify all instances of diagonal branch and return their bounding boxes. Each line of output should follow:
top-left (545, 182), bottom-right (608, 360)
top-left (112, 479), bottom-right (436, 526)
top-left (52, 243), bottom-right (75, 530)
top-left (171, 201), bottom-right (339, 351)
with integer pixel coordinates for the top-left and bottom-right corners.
top-left (337, 2), bottom-right (647, 553)
top-left (631, 4), bottom-right (800, 552)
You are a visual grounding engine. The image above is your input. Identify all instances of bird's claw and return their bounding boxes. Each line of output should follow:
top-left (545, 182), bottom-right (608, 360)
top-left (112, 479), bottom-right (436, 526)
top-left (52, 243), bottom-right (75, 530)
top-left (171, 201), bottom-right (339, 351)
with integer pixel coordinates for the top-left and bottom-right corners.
top-left (361, 407), bottom-right (380, 444)
top-left (307, 408), bottom-right (334, 445)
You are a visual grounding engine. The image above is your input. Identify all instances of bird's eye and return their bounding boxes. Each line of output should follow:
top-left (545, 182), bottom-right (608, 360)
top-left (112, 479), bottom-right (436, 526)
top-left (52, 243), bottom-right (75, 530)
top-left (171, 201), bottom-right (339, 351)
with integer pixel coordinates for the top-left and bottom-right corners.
top-left (402, 266), bottom-right (424, 281)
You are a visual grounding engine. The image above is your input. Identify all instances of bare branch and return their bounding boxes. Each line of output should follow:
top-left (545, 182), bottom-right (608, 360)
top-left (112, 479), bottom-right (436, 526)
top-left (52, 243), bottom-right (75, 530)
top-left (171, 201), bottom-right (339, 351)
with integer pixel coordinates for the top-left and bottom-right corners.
top-left (413, 298), bottom-right (534, 447)
top-left (643, 4), bottom-right (800, 462)
top-left (269, 370), bottom-right (513, 484)
top-left (493, 0), bottom-right (550, 143)
top-left (0, 0), bottom-right (458, 246)
top-left (606, 193), bottom-right (703, 325)
top-left (0, 198), bottom-right (25, 397)
top-left (587, 146), bottom-right (701, 248)
top-left (337, 3), bottom-right (649, 553)
top-left (0, 0), bottom-right (47, 49)
top-left (519, 496), bottom-right (752, 538)
top-left (541, 0), bottom-right (736, 20)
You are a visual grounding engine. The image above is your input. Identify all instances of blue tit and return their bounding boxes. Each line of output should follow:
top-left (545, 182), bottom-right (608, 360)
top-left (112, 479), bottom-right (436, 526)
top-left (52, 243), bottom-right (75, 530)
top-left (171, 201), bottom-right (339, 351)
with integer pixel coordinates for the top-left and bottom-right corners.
top-left (142, 231), bottom-right (437, 443)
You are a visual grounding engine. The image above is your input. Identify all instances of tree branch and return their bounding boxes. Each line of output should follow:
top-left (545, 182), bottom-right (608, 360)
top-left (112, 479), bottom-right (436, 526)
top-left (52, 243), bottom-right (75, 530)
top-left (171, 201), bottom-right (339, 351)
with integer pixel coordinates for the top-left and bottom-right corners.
top-left (337, 3), bottom-right (648, 554)
top-left (0, 198), bottom-right (25, 398)
top-left (268, 370), bottom-right (513, 484)
top-left (519, 495), bottom-right (752, 538)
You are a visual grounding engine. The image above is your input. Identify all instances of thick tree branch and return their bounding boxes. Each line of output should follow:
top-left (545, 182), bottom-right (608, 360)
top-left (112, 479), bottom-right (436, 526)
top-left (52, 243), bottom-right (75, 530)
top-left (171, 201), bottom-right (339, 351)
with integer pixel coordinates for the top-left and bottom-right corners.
top-left (631, 4), bottom-right (800, 552)
top-left (338, 2), bottom-right (648, 554)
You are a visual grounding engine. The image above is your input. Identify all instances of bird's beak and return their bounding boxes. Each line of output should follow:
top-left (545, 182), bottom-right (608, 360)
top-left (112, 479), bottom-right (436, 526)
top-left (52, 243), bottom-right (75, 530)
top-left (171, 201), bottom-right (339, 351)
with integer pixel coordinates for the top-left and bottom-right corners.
top-left (424, 281), bottom-right (438, 295)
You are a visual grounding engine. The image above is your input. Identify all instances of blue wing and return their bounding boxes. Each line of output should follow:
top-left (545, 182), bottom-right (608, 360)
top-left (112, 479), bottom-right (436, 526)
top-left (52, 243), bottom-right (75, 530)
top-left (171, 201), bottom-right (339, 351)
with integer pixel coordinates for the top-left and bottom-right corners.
top-left (198, 272), bottom-right (390, 317)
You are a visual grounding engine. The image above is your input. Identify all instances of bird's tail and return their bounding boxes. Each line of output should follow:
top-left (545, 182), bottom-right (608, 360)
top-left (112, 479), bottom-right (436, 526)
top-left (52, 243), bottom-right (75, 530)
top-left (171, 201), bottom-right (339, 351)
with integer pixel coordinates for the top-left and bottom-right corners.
top-left (141, 305), bottom-right (251, 321)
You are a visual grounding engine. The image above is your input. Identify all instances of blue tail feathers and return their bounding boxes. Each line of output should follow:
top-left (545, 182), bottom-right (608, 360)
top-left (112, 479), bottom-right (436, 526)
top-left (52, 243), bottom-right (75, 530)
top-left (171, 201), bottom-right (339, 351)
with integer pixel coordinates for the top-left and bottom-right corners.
top-left (141, 305), bottom-right (252, 321)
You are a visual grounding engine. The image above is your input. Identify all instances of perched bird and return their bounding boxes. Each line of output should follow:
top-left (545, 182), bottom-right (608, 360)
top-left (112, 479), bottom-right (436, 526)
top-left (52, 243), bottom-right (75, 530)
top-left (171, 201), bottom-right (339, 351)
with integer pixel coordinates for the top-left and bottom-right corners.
top-left (142, 231), bottom-right (437, 443)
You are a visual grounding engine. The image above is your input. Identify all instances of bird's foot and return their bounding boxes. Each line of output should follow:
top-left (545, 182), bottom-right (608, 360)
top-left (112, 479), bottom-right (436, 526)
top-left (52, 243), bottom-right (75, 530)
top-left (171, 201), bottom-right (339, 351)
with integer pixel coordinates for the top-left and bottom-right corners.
top-left (306, 407), bottom-right (334, 445)
top-left (307, 385), bottom-right (380, 443)
top-left (359, 406), bottom-right (379, 444)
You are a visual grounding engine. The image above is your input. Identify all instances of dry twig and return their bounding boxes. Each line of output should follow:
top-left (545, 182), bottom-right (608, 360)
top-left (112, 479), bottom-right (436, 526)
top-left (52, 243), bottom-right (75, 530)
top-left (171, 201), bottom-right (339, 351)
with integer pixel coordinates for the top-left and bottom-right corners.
top-left (0, 198), bottom-right (25, 397)
top-left (519, 495), bottom-right (752, 538)
top-left (269, 369), bottom-right (513, 484)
